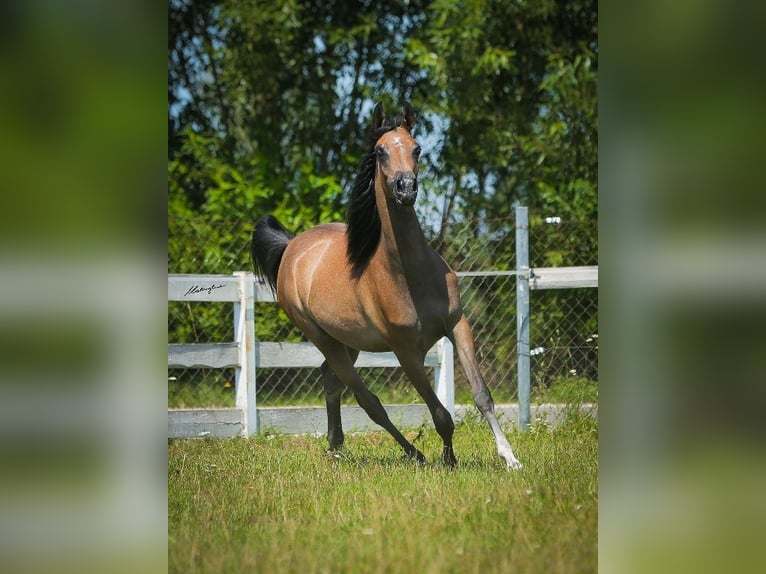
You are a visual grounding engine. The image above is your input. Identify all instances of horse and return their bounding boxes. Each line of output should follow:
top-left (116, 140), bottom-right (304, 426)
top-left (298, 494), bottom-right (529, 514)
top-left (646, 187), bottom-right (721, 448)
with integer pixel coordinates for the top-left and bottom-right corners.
top-left (251, 102), bottom-right (522, 470)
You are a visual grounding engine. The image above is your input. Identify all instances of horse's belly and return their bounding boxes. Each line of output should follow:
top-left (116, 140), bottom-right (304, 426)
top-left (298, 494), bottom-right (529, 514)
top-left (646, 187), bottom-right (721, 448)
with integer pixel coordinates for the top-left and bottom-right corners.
top-left (329, 327), bottom-right (391, 353)
top-left (308, 296), bottom-right (392, 352)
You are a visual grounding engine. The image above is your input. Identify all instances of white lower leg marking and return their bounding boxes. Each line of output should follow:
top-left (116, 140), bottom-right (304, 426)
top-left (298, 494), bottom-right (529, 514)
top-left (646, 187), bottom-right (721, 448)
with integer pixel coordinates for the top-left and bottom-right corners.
top-left (497, 439), bottom-right (523, 470)
top-left (491, 425), bottom-right (522, 470)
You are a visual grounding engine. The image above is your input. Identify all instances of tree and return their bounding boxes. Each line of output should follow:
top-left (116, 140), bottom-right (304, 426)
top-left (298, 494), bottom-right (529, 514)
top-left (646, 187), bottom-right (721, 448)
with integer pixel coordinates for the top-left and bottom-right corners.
top-left (406, 0), bottom-right (597, 229)
top-left (168, 0), bottom-right (598, 391)
top-left (169, 0), bottom-right (597, 230)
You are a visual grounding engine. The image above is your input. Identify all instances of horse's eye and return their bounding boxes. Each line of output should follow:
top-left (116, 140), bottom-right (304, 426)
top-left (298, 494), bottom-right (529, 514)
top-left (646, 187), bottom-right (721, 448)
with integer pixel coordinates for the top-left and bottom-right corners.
top-left (413, 146), bottom-right (422, 159)
top-left (375, 145), bottom-right (387, 157)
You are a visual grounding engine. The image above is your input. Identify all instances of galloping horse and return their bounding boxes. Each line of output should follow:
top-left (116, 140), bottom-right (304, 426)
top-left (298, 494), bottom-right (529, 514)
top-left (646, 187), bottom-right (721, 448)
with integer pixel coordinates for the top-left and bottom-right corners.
top-left (251, 102), bottom-right (521, 469)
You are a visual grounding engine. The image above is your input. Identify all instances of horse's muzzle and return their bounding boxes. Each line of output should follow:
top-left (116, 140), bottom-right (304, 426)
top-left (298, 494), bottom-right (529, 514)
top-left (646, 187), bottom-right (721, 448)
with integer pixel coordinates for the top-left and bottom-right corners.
top-left (393, 173), bottom-right (418, 207)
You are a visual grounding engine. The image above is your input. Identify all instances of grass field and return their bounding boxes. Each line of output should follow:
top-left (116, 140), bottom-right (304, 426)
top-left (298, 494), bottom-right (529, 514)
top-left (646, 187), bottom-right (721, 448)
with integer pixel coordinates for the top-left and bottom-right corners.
top-left (168, 409), bottom-right (597, 573)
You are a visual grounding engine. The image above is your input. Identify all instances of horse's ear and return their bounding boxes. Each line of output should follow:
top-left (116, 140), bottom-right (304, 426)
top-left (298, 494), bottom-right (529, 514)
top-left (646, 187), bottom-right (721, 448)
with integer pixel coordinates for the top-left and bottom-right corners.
top-left (372, 102), bottom-right (386, 131)
top-left (401, 102), bottom-right (416, 131)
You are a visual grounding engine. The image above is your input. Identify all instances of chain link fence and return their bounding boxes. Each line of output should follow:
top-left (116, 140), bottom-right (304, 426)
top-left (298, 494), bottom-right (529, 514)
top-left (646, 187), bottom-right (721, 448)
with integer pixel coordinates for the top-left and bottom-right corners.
top-left (168, 213), bottom-right (597, 408)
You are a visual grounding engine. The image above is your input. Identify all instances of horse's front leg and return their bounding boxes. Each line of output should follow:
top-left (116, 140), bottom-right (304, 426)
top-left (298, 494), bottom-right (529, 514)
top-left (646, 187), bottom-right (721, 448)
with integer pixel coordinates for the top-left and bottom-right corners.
top-left (451, 316), bottom-right (523, 470)
top-left (318, 342), bottom-right (425, 464)
top-left (397, 351), bottom-right (457, 468)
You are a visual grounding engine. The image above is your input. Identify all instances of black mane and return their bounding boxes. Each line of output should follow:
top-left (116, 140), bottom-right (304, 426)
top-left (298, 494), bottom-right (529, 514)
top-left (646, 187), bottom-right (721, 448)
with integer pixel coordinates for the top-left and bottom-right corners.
top-left (346, 114), bottom-right (406, 275)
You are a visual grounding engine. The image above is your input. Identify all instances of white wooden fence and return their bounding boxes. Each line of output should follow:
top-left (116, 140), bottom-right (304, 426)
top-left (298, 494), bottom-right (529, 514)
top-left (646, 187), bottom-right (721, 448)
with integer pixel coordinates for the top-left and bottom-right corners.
top-left (168, 272), bottom-right (457, 437)
top-left (168, 262), bottom-right (597, 438)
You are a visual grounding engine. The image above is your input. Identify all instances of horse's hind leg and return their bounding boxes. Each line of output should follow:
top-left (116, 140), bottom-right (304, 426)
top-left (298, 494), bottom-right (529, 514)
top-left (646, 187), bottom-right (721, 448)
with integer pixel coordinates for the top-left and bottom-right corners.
top-left (319, 343), bottom-right (426, 464)
top-left (398, 353), bottom-right (457, 467)
top-left (321, 361), bottom-right (345, 451)
top-left (451, 316), bottom-right (523, 470)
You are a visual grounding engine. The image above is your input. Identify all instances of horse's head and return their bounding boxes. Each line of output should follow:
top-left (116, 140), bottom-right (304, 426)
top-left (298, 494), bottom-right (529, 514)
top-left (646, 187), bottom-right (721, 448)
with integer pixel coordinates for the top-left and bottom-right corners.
top-left (371, 102), bottom-right (421, 208)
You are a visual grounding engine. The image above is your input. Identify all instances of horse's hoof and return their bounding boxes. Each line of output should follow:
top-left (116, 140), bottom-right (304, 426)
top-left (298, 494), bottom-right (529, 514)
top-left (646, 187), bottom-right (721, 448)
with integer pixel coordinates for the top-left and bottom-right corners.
top-left (324, 448), bottom-right (342, 461)
top-left (407, 449), bottom-right (426, 465)
top-left (442, 450), bottom-right (457, 469)
top-left (327, 434), bottom-right (345, 452)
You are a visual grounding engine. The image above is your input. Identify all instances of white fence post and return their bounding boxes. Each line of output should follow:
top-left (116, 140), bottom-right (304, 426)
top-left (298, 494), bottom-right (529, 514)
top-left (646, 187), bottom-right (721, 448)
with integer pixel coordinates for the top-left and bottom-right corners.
top-left (233, 271), bottom-right (257, 436)
top-left (515, 206), bottom-right (531, 430)
top-left (434, 336), bottom-right (455, 418)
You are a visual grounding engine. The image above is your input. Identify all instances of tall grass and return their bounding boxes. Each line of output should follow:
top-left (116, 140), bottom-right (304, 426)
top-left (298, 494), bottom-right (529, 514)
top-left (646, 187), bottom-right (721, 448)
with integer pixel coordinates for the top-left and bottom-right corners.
top-left (168, 412), bottom-right (597, 573)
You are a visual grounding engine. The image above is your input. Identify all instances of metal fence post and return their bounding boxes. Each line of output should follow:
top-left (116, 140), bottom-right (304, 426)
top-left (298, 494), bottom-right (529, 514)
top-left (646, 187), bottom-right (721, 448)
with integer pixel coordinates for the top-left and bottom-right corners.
top-left (234, 271), bottom-right (257, 436)
top-left (515, 206), bottom-right (531, 430)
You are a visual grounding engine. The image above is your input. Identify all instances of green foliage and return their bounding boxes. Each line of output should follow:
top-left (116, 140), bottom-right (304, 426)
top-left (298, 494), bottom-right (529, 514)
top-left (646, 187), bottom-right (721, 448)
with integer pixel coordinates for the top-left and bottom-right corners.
top-left (168, 0), bottom-right (597, 273)
top-left (169, 0), bottom-right (597, 230)
top-left (402, 0), bottom-right (597, 225)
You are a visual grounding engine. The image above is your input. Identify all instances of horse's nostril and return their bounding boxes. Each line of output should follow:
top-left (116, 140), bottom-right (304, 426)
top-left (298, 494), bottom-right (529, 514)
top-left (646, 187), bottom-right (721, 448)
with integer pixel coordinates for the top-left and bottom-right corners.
top-left (392, 174), bottom-right (417, 206)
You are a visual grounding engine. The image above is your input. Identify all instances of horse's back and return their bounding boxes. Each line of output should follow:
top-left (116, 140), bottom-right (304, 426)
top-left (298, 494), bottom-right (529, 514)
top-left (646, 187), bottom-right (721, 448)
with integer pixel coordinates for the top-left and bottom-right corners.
top-left (278, 222), bottom-right (350, 297)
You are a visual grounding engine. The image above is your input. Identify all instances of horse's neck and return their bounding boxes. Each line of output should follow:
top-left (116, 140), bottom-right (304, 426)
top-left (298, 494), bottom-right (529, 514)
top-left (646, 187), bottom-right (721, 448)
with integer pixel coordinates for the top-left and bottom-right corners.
top-left (376, 197), bottom-right (430, 273)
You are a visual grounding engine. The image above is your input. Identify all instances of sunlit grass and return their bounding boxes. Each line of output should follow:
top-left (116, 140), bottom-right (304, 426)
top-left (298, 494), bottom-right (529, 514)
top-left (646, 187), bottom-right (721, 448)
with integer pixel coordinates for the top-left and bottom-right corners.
top-left (168, 413), bottom-right (597, 573)
top-left (533, 376), bottom-right (598, 404)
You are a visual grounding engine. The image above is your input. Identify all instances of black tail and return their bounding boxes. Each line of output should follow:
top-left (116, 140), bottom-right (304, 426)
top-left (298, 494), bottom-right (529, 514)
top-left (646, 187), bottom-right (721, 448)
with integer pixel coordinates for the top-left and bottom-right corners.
top-left (251, 215), bottom-right (294, 293)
